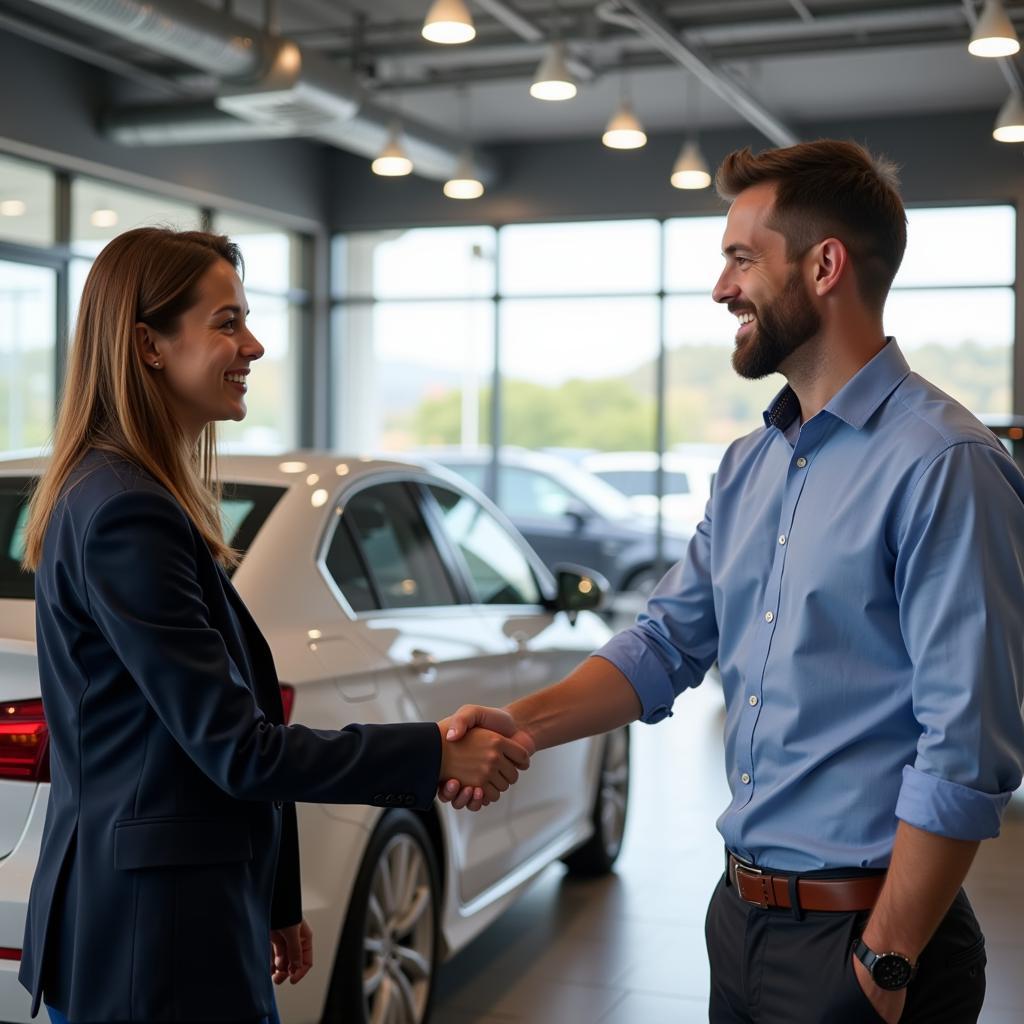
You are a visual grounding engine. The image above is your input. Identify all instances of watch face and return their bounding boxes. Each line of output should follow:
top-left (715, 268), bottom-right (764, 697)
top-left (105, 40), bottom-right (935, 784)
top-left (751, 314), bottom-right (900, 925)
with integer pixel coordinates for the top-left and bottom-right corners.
top-left (873, 952), bottom-right (914, 991)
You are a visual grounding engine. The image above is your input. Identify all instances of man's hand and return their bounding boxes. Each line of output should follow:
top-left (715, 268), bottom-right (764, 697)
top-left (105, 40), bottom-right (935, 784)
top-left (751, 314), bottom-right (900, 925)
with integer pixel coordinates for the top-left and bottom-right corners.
top-left (852, 953), bottom-right (906, 1023)
top-left (271, 918), bottom-right (313, 985)
top-left (437, 716), bottom-right (531, 805)
top-left (438, 705), bottom-right (536, 811)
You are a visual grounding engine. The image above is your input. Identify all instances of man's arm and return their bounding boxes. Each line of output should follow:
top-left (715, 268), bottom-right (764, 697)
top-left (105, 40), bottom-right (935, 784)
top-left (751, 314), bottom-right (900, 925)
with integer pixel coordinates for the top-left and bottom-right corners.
top-left (852, 821), bottom-right (980, 1023)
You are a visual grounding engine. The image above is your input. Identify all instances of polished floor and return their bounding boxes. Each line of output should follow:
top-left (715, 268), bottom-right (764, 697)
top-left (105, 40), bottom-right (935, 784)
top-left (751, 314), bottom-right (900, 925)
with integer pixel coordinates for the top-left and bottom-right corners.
top-left (433, 680), bottom-right (1024, 1023)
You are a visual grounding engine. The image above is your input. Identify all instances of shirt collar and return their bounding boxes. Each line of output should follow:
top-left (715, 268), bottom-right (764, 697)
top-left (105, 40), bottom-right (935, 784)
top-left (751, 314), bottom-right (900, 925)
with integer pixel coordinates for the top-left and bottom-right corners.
top-left (762, 338), bottom-right (911, 434)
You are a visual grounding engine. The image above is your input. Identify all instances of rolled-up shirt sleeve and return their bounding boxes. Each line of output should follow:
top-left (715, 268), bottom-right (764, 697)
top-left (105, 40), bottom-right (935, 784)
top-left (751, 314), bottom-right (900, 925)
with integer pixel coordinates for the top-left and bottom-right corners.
top-left (893, 440), bottom-right (1024, 839)
top-left (595, 502), bottom-right (719, 724)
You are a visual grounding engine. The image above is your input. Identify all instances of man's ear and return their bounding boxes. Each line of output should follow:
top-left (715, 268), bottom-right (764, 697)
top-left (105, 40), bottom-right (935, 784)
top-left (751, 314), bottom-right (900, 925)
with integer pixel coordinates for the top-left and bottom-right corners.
top-left (134, 323), bottom-right (162, 369)
top-left (810, 237), bottom-right (849, 298)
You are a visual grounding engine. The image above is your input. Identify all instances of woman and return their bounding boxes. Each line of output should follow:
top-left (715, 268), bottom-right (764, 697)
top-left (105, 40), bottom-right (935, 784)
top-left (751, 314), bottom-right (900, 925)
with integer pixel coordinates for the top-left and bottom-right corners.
top-left (19, 228), bottom-right (528, 1024)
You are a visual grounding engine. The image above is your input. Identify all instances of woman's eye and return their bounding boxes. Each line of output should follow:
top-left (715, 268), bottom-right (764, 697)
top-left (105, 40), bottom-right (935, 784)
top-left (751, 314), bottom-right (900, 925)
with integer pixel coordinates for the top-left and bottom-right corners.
top-left (221, 318), bottom-right (236, 330)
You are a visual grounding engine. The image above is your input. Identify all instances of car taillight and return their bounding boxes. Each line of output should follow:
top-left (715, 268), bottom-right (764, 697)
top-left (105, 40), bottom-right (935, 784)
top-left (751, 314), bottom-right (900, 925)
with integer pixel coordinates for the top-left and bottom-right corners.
top-left (0, 947), bottom-right (21, 961)
top-left (279, 684), bottom-right (295, 725)
top-left (0, 699), bottom-right (49, 783)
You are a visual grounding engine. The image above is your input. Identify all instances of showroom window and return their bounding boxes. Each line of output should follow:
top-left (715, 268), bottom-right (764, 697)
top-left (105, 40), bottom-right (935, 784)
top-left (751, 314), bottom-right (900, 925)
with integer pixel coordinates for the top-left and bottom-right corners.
top-left (0, 149), bottom-right (310, 459)
top-left (212, 212), bottom-right (305, 453)
top-left (333, 207), bottom-right (1017, 612)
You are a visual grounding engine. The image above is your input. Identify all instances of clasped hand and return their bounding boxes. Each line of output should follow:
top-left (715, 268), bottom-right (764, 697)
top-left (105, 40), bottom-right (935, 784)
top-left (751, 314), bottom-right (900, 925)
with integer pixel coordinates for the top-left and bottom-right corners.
top-left (437, 705), bottom-right (535, 812)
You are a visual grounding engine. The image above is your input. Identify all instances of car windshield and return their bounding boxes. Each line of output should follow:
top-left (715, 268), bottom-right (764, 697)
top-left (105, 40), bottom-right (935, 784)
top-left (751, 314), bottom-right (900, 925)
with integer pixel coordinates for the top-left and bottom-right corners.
top-left (0, 476), bottom-right (286, 599)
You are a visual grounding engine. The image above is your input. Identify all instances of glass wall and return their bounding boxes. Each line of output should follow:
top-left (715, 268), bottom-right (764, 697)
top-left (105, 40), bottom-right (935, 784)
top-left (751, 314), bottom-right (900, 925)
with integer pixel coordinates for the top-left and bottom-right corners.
top-left (0, 149), bottom-right (309, 459)
top-left (212, 212), bottom-right (305, 452)
top-left (333, 205), bottom-right (1018, 612)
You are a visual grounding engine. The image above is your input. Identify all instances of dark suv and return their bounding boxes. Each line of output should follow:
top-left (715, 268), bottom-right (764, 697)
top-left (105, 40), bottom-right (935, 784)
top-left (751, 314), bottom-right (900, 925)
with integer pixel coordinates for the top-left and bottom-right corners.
top-left (425, 448), bottom-right (692, 613)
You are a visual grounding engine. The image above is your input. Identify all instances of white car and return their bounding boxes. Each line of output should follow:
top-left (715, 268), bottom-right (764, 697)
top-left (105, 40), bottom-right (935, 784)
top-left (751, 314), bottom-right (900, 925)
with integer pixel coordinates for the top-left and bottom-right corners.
top-left (581, 449), bottom-right (725, 531)
top-left (0, 454), bottom-right (629, 1024)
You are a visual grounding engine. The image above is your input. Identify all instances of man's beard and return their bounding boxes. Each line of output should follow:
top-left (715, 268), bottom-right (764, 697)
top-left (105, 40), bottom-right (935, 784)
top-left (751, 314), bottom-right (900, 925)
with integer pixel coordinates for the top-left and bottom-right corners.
top-left (732, 269), bottom-right (821, 380)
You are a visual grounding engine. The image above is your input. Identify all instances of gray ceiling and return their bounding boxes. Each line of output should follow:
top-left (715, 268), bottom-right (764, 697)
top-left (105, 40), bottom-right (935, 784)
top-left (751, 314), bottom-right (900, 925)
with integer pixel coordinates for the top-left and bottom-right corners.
top-left (0, 0), bottom-right (1020, 145)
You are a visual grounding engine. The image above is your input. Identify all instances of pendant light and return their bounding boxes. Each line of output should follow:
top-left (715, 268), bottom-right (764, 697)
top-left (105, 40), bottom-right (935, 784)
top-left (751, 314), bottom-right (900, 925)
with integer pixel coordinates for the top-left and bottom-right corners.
top-left (968, 0), bottom-right (1020, 57)
top-left (531, 41), bottom-right (576, 100)
top-left (90, 207), bottom-right (119, 227)
top-left (602, 104), bottom-right (646, 148)
top-left (371, 123), bottom-right (413, 176)
top-left (444, 88), bottom-right (485, 199)
top-left (0, 200), bottom-right (26, 216)
top-left (603, 70), bottom-right (647, 149)
top-left (444, 151), bottom-right (485, 199)
top-left (993, 91), bottom-right (1024, 141)
top-left (422, 0), bottom-right (476, 45)
top-left (671, 140), bottom-right (712, 190)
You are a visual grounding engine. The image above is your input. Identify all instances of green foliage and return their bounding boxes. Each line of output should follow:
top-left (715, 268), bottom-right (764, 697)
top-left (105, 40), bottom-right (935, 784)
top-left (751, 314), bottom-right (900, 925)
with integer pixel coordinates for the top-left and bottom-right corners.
top-left (408, 342), bottom-right (1011, 450)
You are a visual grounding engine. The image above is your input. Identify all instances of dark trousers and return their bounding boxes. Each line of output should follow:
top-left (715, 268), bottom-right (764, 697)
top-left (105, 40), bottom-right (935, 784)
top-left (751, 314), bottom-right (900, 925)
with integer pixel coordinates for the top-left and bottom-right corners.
top-left (705, 872), bottom-right (987, 1023)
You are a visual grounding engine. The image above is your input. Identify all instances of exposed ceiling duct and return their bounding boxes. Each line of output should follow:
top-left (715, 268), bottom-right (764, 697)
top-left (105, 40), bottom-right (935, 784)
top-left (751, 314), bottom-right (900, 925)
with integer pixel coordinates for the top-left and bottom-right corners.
top-left (28, 0), bottom-right (497, 184)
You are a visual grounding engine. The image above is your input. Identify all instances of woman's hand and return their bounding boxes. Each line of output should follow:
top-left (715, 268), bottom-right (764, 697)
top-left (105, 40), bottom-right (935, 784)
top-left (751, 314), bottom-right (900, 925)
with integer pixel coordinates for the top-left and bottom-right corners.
top-left (438, 705), bottom-right (536, 811)
top-left (271, 918), bottom-right (313, 985)
top-left (438, 721), bottom-right (531, 805)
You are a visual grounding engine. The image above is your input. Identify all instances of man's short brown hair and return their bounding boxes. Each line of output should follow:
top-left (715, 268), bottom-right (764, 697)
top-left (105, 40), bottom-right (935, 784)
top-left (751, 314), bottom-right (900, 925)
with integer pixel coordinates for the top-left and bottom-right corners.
top-left (716, 140), bottom-right (907, 311)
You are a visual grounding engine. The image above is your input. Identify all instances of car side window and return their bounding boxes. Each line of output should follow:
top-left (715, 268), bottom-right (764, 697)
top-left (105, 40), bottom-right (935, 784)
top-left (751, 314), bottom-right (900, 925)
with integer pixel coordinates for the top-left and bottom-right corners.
top-left (497, 467), bottom-right (575, 521)
top-left (324, 517), bottom-right (379, 613)
top-left (342, 482), bottom-right (458, 609)
top-left (428, 485), bottom-right (542, 606)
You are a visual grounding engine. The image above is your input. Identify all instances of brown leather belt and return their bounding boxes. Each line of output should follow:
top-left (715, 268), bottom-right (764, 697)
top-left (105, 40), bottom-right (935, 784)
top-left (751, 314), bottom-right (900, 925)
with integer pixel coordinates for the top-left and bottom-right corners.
top-left (728, 853), bottom-right (885, 912)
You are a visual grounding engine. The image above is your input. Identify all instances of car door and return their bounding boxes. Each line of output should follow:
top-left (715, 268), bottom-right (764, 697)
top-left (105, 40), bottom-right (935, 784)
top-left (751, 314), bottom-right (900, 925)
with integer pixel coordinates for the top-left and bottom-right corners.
top-left (421, 482), bottom-right (603, 868)
top-left (321, 478), bottom-right (519, 903)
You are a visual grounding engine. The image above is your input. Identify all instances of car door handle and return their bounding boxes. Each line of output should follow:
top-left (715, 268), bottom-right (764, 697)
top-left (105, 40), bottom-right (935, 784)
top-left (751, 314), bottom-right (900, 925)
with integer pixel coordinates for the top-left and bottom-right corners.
top-left (408, 649), bottom-right (439, 681)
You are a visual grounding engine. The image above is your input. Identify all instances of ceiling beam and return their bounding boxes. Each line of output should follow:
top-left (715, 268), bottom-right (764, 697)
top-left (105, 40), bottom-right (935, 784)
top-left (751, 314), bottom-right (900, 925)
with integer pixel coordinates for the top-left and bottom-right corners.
top-left (612, 0), bottom-right (799, 145)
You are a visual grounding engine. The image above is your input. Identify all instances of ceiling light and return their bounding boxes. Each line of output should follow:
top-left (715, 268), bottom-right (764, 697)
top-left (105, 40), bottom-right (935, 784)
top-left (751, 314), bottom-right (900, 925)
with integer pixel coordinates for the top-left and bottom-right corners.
top-left (671, 139), bottom-right (712, 190)
top-left (530, 42), bottom-right (576, 101)
top-left (422, 0), bottom-right (476, 44)
top-left (969, 0), bottom-right (1020, 57)
top-left (602, 102), bottom-right (647, 149)
top-left (443, 150), bottom-right (485, 199)
top-left (371, 127), bottom-right (413, 176)
top-left (993, 91), bottom-right (1024, 141)
top-left (0, 200), bottom-right (26, 217)
top-left (90, 207), bottom-right (119, 228)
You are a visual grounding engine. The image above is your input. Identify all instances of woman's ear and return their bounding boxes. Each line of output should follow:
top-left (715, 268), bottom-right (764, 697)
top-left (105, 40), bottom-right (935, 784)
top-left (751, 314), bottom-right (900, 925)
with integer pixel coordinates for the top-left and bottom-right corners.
top-left (134, 323), bottom-right (163, 370)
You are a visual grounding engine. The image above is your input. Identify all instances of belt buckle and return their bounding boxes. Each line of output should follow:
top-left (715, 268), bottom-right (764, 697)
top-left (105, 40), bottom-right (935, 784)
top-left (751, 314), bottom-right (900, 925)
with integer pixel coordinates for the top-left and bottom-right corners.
top-left (733, 860), bottom-right (771, 909)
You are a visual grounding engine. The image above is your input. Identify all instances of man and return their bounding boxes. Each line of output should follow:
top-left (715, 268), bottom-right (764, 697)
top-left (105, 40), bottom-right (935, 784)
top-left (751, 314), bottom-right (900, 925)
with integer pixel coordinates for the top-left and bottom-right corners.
top-left (441, 140), bottom-right (1024, 1024)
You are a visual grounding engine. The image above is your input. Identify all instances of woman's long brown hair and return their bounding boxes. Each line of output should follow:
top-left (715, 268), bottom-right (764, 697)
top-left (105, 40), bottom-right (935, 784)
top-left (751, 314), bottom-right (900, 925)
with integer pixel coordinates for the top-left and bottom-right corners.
top-left (22, 227), bottom-right (244, 570)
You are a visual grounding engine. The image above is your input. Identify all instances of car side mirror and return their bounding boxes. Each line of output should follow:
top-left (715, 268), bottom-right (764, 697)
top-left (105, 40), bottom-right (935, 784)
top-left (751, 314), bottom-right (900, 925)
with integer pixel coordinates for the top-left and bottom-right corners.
top-left (563, 499), bottom-right (591, 532)
top-left (549, 564), bottom-right (608, 621)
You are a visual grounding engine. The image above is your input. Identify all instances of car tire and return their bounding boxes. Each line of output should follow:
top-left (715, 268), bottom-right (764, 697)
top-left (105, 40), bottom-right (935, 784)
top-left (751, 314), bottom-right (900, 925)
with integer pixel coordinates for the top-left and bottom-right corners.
top-left (325, 810), bottom-right (441, 1024)
top-left (562, 727), bottom-right (630, 877)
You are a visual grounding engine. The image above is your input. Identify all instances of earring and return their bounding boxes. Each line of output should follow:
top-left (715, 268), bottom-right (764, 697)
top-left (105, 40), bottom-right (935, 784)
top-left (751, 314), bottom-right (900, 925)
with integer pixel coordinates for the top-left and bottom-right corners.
top-left (153, 361), bottom-right (161, 369)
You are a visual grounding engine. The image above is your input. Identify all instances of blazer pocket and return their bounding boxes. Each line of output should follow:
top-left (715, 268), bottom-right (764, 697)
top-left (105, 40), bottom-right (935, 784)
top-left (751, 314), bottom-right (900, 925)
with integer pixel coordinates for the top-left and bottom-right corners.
top-left (114, 816), bottom-right (253, 870)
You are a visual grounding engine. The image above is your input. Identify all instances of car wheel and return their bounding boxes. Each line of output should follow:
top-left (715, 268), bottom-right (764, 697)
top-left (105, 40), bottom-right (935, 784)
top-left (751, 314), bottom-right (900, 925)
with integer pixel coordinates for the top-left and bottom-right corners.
top-left (327, 810), bottom-right (440, 1024)
top-left (562, 726), bottom-right (630, 876)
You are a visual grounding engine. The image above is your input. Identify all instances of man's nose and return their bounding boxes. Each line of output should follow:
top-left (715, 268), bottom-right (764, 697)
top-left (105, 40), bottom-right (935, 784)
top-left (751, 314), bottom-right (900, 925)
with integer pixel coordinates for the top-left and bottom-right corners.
top-left (712, 270), bottom-right (736, 305)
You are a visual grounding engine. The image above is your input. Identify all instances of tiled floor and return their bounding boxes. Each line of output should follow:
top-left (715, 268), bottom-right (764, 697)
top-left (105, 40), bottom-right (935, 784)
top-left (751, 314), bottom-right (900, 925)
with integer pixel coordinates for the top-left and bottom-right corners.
top-left (433, 680), bottom-right (1024, 1023)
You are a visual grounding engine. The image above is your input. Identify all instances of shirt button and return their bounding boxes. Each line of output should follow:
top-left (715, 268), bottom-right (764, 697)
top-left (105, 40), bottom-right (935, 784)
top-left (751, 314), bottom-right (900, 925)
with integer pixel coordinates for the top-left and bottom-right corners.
top-left (749, 695), bottom-right (758, 706)
top-left (764, 610), bottom-right (774, 623)
top-left (796, 457), bottom-right (807, 468)
top-left (778, 534), bottom-right (786, 545)
top-left (741, 772), bottom-right (751, 784)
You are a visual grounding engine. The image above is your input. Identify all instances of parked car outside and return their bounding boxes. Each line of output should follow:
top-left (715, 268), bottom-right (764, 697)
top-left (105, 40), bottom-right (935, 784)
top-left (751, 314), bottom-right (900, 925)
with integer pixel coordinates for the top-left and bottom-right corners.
top-left (581, 448), bottom-right (725, 532)
top-left (420, 448), bottom-right (694, 617)
top-left (0, 453), bottom-right (628, 1024)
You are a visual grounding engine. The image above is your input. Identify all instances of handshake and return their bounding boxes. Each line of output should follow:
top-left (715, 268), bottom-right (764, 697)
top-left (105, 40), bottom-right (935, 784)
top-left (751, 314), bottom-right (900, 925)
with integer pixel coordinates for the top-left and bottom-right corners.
top-left (436, 705), bottom-right (535, 813)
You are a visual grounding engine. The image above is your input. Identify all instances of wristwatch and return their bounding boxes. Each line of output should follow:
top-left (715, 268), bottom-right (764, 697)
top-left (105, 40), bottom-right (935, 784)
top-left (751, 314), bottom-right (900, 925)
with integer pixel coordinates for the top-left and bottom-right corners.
top-left (852, 937), bottom-right (917, 991)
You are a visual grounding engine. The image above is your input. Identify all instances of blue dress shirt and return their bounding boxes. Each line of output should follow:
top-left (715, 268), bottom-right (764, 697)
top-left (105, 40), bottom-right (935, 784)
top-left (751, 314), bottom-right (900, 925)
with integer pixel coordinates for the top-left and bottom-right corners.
top-left (597, 339), bottom-right (1024, 872)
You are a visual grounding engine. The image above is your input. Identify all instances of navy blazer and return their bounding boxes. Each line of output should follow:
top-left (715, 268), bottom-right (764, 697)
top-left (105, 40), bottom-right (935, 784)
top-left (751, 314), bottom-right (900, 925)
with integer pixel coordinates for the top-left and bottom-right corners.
top-left (20, 452), bottom-right (441, 1022)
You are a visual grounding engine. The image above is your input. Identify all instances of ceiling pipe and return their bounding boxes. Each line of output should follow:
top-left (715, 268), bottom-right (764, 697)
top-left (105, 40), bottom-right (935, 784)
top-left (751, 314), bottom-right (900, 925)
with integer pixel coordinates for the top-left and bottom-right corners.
top-left (28, 0), bottom-right (496, 183)
top-left (607, 0), bottom-right (799, 146)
